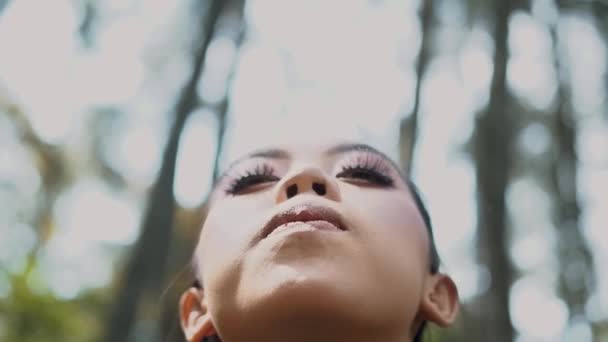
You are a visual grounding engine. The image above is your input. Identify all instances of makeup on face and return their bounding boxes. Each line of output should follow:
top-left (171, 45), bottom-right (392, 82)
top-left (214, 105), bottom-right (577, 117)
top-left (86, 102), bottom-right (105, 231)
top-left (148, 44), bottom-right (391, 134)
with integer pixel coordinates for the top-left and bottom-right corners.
top-left (185, 142), bottom-right (453, 342)
top-left (217, 143), bottom-right (400, 197)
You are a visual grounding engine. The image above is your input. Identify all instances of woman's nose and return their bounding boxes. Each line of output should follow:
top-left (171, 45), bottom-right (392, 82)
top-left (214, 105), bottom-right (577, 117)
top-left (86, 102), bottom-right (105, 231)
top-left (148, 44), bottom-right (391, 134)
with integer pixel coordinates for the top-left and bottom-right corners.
top-left (275, 166), bottom-right (341, 203)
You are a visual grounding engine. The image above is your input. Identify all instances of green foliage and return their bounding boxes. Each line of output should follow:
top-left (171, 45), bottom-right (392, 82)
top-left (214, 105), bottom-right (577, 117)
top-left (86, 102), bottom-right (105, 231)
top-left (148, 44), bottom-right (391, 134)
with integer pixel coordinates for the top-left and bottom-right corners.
top-left (0, 269), bottom-right (104, 342)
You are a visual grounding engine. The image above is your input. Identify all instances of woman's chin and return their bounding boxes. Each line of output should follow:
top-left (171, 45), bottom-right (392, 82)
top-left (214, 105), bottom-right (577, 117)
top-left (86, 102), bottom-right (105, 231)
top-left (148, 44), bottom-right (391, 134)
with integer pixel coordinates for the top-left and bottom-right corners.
top-left (214, 268), bottom-right (396, 342)
top-left (238, 263), bottom-right (360, 316)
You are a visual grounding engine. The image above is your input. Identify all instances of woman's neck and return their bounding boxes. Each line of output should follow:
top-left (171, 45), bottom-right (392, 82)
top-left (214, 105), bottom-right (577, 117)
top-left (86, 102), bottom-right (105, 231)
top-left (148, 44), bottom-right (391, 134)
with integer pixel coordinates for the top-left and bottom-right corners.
top-left (220, 318), bottom-right (411, 342)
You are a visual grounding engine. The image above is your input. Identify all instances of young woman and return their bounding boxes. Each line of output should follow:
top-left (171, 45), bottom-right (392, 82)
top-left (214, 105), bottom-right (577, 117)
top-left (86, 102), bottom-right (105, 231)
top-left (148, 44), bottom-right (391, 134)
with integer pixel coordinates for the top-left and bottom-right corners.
top-left (179, 141), bottom-right (459, 342)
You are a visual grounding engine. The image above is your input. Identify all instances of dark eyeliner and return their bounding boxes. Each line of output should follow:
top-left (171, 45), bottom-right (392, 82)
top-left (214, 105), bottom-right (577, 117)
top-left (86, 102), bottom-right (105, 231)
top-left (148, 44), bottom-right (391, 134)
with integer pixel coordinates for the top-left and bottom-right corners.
top-left (225, 164), bottom-right (279, 195)
top-left (336, 163), bottom-right (394, 187)
top-left (336, 153), bottom-right (394, 187)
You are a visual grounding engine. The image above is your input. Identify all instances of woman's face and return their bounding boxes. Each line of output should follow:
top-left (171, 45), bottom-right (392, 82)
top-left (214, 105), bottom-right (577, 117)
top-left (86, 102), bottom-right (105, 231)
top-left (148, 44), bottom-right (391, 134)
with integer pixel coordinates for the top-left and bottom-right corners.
top-left (186, 141), bottom-right (455, 341)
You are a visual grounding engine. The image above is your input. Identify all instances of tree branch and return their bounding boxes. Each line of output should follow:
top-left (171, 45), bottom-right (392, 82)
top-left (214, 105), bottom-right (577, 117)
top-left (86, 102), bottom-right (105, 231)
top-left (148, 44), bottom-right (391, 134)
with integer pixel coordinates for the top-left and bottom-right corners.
top-left (399, 0), bottom-right (433, 174)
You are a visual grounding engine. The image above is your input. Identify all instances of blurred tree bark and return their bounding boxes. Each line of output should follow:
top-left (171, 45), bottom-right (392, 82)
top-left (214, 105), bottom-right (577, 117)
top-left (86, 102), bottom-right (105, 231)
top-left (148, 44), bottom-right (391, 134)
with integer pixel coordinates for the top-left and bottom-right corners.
top-left (212, 18), bottom-right (245, 182)
top-left (591, 1), bottom-right (608, 123)
top-left (78, 0), bottom-right (97, 48)
top-left (1, 95), bottom-right (68, 249)
top-left (471, 0), bottom-right (515, 341)
top-left (399, 0), bottom-right (434, 174)
top-left (212, 100), bottom-right (229, 182)
top-left (548, 14), bottom-right (596, 336)
top-left (103, 0), bottom-right (226, 341)
top-left (559, 0), bottom-right (608, 123)
top-left (160, 1), bottom-right (246, 340)
top-left (0, 0), bottom-right (9, 15)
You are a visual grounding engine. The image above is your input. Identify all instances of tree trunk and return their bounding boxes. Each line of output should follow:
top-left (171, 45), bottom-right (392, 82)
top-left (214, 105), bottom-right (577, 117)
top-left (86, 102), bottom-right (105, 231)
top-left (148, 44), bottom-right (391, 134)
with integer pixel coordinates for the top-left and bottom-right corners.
top-left (77, 0), bottom-right (97, 48)
top-left (211, 12), bottom-right (245, 182)
top-left (399, 0), bottom-right (433, 174)
top-left (0, 0), bottom-right (10, 15)
top-left (471, 0), bottom-right (515, 341)
top-left (159, 1), bottom-right (246, 339)
top-left (548, 17), bottom-right (596, 335)
top-left (591, 1), bottom-right (608, 123)
top-left (103, 1), bottom-right (226, 341)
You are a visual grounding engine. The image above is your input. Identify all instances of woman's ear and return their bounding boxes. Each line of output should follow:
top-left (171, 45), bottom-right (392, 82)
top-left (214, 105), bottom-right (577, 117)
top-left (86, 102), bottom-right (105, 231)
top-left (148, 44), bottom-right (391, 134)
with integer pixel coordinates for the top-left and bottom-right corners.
top-left (179, 287), bottom-right (217, 341)
top-left (420, 273), bottom-right (460, 326)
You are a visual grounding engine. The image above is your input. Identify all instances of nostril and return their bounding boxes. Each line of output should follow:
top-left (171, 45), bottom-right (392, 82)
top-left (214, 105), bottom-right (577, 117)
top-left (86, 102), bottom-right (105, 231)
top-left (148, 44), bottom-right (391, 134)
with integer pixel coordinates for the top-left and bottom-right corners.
top-left (312, 182), bottom-right (326, 196)
top-left (286, 184), bottom-right (298, 198)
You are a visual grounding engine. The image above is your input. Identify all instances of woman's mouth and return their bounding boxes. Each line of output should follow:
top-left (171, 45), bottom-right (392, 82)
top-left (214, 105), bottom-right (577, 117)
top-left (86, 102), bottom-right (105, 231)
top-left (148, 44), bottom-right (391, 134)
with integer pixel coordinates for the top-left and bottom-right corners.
top-left (268, 219), bottom-right (342, 238)
top-left (260, 204), bottom-right (347, 240)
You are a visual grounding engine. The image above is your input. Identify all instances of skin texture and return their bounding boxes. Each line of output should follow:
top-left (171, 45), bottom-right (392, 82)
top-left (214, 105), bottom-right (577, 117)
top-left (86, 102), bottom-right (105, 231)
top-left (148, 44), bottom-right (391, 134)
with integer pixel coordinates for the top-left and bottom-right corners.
top-left (180, 141), bottom-right (459, 342)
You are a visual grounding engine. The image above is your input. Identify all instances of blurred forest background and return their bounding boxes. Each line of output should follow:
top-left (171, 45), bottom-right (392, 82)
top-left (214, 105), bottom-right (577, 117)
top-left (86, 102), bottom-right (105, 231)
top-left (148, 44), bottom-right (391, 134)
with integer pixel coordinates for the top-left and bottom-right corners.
top-left (0, 0), bottom-right (607, 341)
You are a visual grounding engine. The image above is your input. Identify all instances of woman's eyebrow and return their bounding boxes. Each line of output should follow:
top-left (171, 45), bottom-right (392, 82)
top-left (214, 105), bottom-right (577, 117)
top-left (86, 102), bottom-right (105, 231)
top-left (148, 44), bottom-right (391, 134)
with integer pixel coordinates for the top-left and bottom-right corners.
top-left (242, 148), bottom-right (289, 161)
top-left (326, 143), bottom-right (401, 172)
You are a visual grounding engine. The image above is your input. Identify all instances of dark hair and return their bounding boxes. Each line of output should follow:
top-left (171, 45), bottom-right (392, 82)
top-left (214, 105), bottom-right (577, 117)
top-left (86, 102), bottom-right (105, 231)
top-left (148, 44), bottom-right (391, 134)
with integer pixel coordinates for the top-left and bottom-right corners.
top-left (406, 178), bottom-right (440, 274)
top-left (196, 178), bottom-right (439, 342)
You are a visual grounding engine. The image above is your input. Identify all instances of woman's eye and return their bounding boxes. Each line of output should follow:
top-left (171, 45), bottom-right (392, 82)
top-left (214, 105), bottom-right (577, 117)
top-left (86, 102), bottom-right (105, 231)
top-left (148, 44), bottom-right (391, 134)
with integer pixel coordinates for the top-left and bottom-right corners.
top-left (227, 174), bottom-right (279, 195)
top-left (336, 166), bottom-right (393, 187)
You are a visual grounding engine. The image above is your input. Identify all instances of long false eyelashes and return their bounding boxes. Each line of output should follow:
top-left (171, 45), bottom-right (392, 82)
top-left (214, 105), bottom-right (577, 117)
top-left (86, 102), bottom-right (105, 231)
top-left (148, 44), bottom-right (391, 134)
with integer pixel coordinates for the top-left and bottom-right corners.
top-left (226, 163), bottom-right (275, 187)
top-left (221, 152), bottom-right (395, 195)
top-left (341, 152), bottom-right (393, 176)
top-left (338, 152), bottom-right (395, 186)
top-left (224, 162), bottom-right (278, 195)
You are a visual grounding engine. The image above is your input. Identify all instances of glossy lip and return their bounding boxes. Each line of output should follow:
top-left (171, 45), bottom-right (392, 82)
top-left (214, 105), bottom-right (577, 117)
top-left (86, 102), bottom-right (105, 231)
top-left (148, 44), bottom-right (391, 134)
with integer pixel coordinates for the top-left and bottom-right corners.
top-left (259, 204), bottom-right (347, 241)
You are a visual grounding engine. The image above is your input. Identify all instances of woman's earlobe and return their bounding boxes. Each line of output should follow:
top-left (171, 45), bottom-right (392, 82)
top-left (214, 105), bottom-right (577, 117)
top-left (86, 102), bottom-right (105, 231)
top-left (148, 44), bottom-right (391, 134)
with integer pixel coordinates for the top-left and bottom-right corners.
top-left (420, 274), bottom-right (460, 327)
top-left (179, 287), bottom-right (218, 342)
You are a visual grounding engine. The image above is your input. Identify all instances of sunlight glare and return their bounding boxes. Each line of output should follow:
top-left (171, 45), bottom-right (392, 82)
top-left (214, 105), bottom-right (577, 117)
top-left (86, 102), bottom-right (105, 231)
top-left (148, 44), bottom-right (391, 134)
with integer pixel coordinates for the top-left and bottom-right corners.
top-left (458, 27), bottom-right (493, 111)
top-left (231, 44), bottom-right (287, 118)
top-left (518, 122), bottom-right (551, 157)
top-left (561, 14), bottom-right (607, 118)
top-left (507, 12), bottom-right (556, 110)
top-left (510, 277), bottom-right (569, 339)
top-left (106, 119), bottom-right (163, 188)
top-left (54, 179), bottom-right (141, 245)
top-left (507, 177), bottom-right (553, 234)
top-left (0, 223), bottom-right (37, 274)
top-left (510, 230), bottom-right (553, 272)
top-left (38, 238), bottom-right (114, 300)
top-left (198, 37), bottom-right (238, 104)
top-left (0, 0), bottom-right (80, 144)
top-left (174, 109), bottom-right (217, 208)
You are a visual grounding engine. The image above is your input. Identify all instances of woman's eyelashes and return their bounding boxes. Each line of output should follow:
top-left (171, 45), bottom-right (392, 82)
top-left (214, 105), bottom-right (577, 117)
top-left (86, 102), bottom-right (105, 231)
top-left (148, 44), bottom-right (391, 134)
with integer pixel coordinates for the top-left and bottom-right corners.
top-left (225, 164), bottom-right (279, 195)
top-left (335, 152), bottom-right (395, 187)
top-left (223, 155), bottom-right (395, 195)
top-left (335, 164), bottom-right (394, 187)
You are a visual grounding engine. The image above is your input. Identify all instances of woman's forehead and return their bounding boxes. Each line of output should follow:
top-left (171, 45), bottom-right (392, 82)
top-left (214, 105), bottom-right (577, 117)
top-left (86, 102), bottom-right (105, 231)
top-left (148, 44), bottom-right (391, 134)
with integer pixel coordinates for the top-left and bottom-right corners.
top-left (222, 140), bottom-right (399, 171)
top-left (239, 140), bottom-right (350, 160)
top-left (229, 137), bottom-right (352, 161)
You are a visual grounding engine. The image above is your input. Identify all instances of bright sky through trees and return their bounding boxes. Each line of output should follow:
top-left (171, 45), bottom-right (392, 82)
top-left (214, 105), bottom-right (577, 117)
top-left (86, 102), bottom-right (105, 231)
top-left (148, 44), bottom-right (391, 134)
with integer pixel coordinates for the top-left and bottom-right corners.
top-left (0, 0), bottom-right (606, 340)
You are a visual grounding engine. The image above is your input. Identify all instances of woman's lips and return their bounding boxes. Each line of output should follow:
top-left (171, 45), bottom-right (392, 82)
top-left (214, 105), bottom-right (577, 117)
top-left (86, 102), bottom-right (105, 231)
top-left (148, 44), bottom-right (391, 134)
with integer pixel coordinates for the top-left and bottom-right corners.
top-left (260, 204), bottom-right (347, 241)
top-left (267, 220), bottom-right (342, 238)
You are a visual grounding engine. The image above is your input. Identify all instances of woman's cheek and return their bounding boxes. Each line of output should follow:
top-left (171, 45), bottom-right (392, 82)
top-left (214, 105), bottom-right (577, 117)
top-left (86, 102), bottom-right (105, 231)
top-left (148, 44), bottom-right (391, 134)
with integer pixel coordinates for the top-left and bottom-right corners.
top-left (349, 189), bottom-right (429, 268)
top-left (346, 192), bottom-right (427, 322)
top-left (200, 198), bottom-right (266, 276)
top-left (199, 208), bottom-right (242, 281)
